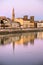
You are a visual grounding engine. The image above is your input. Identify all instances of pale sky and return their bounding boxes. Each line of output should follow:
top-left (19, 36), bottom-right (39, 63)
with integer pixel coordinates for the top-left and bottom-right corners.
top-left (0, 0), bottom-right (43, 20)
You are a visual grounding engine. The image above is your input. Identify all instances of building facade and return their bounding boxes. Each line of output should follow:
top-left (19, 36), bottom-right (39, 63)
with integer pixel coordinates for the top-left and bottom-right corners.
top-left (23, 15), bottom-right (35, 28)
top-left (37, 21), bottom-right (43, 28)
top-left (11, 21), bottom-right (21, 28)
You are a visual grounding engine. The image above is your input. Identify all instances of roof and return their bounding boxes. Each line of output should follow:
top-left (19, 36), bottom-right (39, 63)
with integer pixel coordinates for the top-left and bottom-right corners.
top-left (11, 21), bottom-right (21, 26)
top-left (0, 16), bottom-right (7, 20)
top-left (34, 20), bottom-right (43, 23)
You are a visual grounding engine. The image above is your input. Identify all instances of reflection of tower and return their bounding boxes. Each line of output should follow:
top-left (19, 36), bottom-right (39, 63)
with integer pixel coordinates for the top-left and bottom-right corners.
top-left (12, 8), bottom-right (15, 21)
top-left (12, 42), bottom-right (15, 53)
top-left (1, 38), bottom-right (4, 45)
top-left (30, 39), bottom-right (34, 45)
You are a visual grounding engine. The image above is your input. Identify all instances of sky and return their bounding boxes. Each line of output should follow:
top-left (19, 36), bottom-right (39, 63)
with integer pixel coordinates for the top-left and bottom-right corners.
top-left (0, 0), bottom-right (43, 20)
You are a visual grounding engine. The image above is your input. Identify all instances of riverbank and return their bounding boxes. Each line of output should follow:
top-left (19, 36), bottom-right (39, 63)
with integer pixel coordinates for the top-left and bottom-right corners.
top-left (0, 28), bottom-right (43, 34)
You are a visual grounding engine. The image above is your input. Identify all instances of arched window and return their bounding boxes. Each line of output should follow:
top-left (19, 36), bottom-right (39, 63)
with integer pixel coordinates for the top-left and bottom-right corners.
top-left (1, 20), bottom-right (4, 24)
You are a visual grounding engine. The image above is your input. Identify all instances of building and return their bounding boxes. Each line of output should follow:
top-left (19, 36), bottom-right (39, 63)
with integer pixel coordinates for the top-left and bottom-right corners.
top-left (12, 8), bottom-right (15, 21)
top-left (23, 19), bottom-right (30, 28)
top-left (15, 15), bottom-right (35, 28)
top-left (37, 21), bottom-right (43, 28)
top-left (0, 15), bottom-right (21, 29)
top-left (0, 17), bottom-right (12, 28)
top-left (1, 8), bottom-right (43, 29)
top-left (34, 21), bottom-right (39, 28)
top-left (11, 21), bottom-right (21, 28)
top-left (0, 16), bottom-right (7, 20)
top-left (23, 15), bottom-right (28, 20)
top-left (11, 8), bottom-right (35, 28)
top-left (23, 15), bottom-right (35, 28)
top-left (30, 16), bottom-right (34, 22)
top-left (15, 18), bottom-right (24, 26)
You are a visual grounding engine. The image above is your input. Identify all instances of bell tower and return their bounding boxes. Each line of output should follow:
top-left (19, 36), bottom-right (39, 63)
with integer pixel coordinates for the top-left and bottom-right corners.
top-left (12, 8), bottom-right (15, 21)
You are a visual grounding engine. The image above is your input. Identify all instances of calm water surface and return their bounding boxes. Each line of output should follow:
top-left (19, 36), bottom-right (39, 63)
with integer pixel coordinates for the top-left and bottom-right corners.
top-left (0, 32), bottom-right (43, 65)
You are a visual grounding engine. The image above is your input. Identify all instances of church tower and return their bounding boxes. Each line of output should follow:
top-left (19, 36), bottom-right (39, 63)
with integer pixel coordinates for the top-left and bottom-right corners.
top-left (12, 8), bottom-right (15, 21)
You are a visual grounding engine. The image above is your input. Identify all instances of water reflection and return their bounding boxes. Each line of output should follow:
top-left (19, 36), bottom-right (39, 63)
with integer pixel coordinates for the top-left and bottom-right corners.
top-left (37, 32), bottom-right (43, 39)
top-left (0, 32), bottom-right (43, 47)
top-left (0, 32), bottom-right (43, 46)
top-left (0, 34), bottom-right (21, 45)
top-left (0, 32), bottom-right (35, 45)
top-left (0, 32), bottom-right (43, 65)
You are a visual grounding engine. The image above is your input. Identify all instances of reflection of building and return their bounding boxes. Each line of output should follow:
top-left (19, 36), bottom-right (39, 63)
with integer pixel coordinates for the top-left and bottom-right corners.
top-left (30, 39), bottom-right (34, 45)
top-left (16, 33), bottom-right (35, 46)
top-left (0, 32), bottom-right (41, 50)
top-left (23, 35), bottom-right (29, 46)
top-left (0, 32), bottom-right (37, 46)
top-left (0, 37), bottom-right (11, 45)
top-left (37, 32), bottom-right (43, 39)
top-left (34, 32), bottom-right (37, 39)
top-left (0, 34), bottom-right (21, 45)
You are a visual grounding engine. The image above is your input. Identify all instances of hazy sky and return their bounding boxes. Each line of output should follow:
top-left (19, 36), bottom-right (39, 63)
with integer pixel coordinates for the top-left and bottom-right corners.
top-left (0, 0), bottom-right (43, 20)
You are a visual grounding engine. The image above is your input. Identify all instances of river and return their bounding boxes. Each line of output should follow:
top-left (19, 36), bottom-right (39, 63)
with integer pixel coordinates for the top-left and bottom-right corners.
top-left (0, 32), bottom-right (43, 65)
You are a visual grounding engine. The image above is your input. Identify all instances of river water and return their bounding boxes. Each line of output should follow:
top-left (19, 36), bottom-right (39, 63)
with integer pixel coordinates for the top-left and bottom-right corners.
top-left (0, 32), bottom-right (43, 65)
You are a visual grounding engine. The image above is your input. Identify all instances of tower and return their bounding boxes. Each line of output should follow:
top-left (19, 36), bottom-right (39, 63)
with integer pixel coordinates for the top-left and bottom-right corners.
top-left (12, 8), bottom-right (15, 21)
top-left (23, 15), bottom-right (28, 20)
top-left (30, 16), bottom-right (34, 22)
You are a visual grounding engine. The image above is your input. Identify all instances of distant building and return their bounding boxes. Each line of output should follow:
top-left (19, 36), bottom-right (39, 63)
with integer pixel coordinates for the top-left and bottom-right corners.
top-left (37, 21), bottom-right (43, 28)
top-left (1, 9), bottom-right (43, 29)
top-left (23, 19), bottom-right (30, 28)
top-left (23, 15), bottom-right (28, 20)
top-left (15, 18), bottom-right (24, 26)
top-left (11, 21), bottom-right (21, 28)
top-left (34, 21), bottom-right (39, 28)
top-left (0, 17), bottom-right (12, 28)
top-left (23, 15), bottom-right (35, 28)
top-left (0, 16), bottom-right (7, 20)
top-left (30, 16), bottom-right (34, 22)
top-left (23, 20), bottom-right (35, 28)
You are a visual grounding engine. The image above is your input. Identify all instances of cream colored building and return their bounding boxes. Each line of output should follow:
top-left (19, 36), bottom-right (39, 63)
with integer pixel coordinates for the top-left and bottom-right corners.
top-left (23, 20), bottom-right (30, 28)
top-left (15, 18), bottom-right (35, 28)
top-left (15, 18), bottom-right (23, 26)
top-left (11, 21), bottom-right (21, 28)
top-left (11, 9), bottom-right (35, 28)
top-left (23, 20), bottom-right (34, 28)
top-left (37, 21), bottom-right (43, 28)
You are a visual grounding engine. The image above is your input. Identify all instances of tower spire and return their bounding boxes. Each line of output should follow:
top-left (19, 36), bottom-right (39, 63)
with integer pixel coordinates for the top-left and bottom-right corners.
top-left (12, 8), bottom-right (15, 21)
